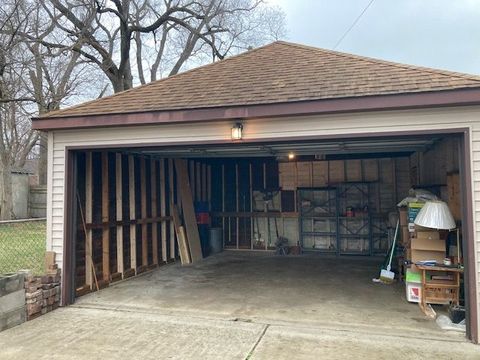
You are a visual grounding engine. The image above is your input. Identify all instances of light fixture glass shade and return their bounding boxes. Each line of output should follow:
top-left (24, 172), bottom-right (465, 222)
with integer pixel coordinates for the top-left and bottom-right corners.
top-left (231, 123), bottom-right (243, 140)
top-left (414, 200), bottom-right (455, 230)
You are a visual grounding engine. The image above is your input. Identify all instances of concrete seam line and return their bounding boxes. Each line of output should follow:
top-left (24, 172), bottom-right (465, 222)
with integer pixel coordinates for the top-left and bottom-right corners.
top-left (245, 324), bottom-right (270, 359)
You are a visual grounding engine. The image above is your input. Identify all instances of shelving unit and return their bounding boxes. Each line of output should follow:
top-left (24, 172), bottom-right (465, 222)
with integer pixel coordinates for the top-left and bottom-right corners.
top-left (298, 187), bottom-right (338, 253)
top-left (337, 183), bottom-right (371, 255)
top-left (298, 183), bottom-right (388, 256)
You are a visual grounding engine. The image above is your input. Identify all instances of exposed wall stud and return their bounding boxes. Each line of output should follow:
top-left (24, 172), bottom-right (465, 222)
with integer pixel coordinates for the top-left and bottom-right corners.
top-left (115, 153), bottom-right (124, 276)
top-left (151, 159), bottom-right (158, 265)
top-left (128, 155), bottom-right (137, 272)
top-left (160, 159), bottom-right (167, 262)
top-left (85, 152), bottom-right (93, 289)
top-left (101, 152), bottom-right (110, 281)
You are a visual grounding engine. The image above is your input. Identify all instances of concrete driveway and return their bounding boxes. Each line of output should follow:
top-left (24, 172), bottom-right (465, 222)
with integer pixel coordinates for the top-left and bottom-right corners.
top-left (0, 305), bottom-right (478, 360)
top-left (0, 253), bottom-right (478, 359)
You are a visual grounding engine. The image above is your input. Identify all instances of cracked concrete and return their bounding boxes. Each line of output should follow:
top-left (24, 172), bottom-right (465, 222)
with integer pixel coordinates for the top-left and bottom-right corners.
top-left (0, 252), bottom-right (478, 359)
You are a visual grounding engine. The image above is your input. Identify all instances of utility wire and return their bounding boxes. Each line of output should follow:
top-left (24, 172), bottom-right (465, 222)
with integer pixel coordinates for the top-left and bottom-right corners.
top-left (333, 0), bottom-right (375, 50)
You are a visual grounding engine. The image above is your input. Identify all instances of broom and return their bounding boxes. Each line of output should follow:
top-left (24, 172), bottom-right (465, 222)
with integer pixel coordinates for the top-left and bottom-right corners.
top-left (379, 220), bottom-right (399, 283)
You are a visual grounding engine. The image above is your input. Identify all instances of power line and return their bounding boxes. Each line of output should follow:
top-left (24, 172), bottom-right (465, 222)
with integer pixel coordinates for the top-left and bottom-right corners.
top-left (333, 0), bottom-right (375, 50)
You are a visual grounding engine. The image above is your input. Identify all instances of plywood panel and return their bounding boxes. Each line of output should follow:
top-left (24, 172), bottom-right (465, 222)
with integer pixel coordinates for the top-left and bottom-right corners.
top-left (297, 162), bottom-right (312, 187)
top-left (329, 160), bottom-right (345, 184)
top-left (312, 161), bottom-right (328, 186)
top-left (346, 159), bottom-right (362, 182)
top-left (363, 159), bottom-right (379, 182)
top-left (279, 162), bottom-right (296, 190)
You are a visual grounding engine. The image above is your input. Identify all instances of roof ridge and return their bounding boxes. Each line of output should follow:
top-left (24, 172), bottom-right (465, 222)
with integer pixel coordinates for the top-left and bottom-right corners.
top-left (45, 42), bottom-right (278, 118)
top-left (276, 40), bottom-right (480, 82)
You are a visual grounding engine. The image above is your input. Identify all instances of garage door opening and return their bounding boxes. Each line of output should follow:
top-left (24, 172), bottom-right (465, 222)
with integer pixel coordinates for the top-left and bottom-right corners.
top-left (64, 131), bottom-right (474, 341)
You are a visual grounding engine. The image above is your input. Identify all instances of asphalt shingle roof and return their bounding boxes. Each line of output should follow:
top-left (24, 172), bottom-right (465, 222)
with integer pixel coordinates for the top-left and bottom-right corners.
top-left (44, 41), bottom-right (480, 119)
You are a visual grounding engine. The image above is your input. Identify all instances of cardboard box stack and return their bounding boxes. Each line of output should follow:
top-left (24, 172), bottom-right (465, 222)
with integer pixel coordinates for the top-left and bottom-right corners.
top-left (23, 265), bottom-right (61, 320)
top-left (400, 202), bottom-right (447, 303)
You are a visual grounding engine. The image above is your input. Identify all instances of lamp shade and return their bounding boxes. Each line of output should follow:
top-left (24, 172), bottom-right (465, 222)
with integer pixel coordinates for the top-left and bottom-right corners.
top-left (414, 200), bottom-right (455, 230)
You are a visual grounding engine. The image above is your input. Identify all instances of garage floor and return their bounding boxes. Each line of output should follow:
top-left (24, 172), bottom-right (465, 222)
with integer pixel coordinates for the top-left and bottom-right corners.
top-left (1, 252), bottom-right (478, 359)
top-left (74, 252), bottom-right (464, 337)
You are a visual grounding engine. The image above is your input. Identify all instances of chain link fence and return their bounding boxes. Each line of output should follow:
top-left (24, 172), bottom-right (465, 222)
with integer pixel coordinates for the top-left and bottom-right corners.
top-left (0, 218), bottom-right (46, 275)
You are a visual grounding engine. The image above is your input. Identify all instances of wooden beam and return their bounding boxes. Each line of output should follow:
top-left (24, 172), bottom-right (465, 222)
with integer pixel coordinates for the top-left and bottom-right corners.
top-left (168, 159), bottom-right (175, 259)
top-left (174, 159), bottom-right (203, 262)
top-left (101, 152), bottom-right (110, 282)
top-left (85, 152), bottom-right (93, 289)
top-left (222, 164), bottom-right (225, 247)
top-left (140, 156), bottom-right (148, 267)
top-left (202, 163), bottom-right (207, 202)
top-left (151, 159), bottom-right (158, 265)
top-left (207, 165), bottom-right (211, 210)
top-left (189, 160), bottom-right (195, 201)
top-left (128, 155), bottom-right (137, 273)
top-left (160, 159), bottom-right (167, 262)
top-left (236, 163), bottom-right (239, 249)
top-left (115, 153), bottom-right (124, 276)
top-left (249, 162), bottom-right (253, 250)
top-left (196, 162), bottom-right (201, 202)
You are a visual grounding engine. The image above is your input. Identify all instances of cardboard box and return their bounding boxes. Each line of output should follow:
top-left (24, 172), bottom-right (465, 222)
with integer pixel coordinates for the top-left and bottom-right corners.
top-left (408, 202), bottom-right (424, 232)
top-left (401, 225), bottom-right (410, 247)
top-left (411, 233), bottom-right (444, 251)
top-left (399, 208), bottom-right (408, 226)
top-left (406, 282), bottom-right (422, 303)
top-left (411, 249), bottom-right (446, 271)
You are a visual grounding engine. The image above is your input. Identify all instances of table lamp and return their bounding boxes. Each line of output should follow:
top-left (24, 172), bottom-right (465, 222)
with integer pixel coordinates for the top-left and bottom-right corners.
top-left (414, 200), bottom-right (460, 265)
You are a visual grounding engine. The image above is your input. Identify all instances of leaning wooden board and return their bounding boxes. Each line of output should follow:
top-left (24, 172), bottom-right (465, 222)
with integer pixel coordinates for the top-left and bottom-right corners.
top-left (171, 204), bottom-right (191, 265)
top-left (174, 159), bottom-right (203, 262)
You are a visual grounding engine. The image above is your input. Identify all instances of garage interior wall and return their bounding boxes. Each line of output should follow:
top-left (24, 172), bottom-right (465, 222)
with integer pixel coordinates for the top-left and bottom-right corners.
top-left (71, 136), bottom-right (462, 296)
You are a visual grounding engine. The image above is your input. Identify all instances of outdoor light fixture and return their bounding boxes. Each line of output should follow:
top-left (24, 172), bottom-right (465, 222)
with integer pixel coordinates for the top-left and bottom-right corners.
top-left (288, 152), bottom-right (296, 160)
top-left (231, 123), bottom-right (243, 140)
top-left (414, 200), bottom-right (461, 265)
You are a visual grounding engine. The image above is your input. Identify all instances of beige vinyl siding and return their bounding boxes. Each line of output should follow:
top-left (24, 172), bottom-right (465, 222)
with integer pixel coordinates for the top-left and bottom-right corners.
top-left (48, 105), bottom-right (480, 328)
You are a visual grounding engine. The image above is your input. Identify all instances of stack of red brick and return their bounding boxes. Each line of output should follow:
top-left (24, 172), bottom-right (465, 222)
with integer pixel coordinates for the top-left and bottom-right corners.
top-left (23, 265), bottom-right (61, 320)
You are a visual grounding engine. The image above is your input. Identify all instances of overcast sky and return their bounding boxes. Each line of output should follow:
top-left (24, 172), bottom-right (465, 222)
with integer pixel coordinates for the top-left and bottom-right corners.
top-left (268, 0), bottom-right (480, 75)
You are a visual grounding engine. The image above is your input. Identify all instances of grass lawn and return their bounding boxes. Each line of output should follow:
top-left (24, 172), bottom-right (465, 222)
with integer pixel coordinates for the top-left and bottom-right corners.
top-left (0, 220), bottom-right (46, 275)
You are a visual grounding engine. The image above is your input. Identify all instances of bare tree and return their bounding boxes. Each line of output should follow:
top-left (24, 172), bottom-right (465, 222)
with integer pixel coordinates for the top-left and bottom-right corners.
top-left (0, 0), bottom-right (102, 218)
top-left (43, 0), bottom-right (286, 92)
top-left (0, 1), bottom-right (38, 219)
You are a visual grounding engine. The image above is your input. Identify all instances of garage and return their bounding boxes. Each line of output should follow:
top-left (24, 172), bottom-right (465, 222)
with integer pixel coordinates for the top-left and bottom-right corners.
top-left (32, 42), bottom-right (480, 343)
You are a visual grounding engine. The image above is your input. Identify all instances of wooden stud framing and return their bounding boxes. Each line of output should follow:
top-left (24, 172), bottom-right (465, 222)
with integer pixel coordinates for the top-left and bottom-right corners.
top-left (249, 163), bottom-right (254, 250)
top-left (202, 163), bottom-right (207, 202)
top-left (85, 152), bottom-right (93, 289)
top-left (222, 164), bottom-right (225, 247)
top-left (168, 158), bottom-right (175, 259)
top-left (128, 155), bottom-right (137, 272)
top-left (151, 159), bottom-right (158, 265)
top-left (115, 153), bottom-right (124, 276)
top-left (189, 160), bottom-right (195, 201)
top-left (160, 159), bottom-right (167, 262)
top-left (263, 162), bottom-right (267, 250)
top-left (207, 165), bottom-right (212, 211)
top-left (140, 156), bottom-right (148, 267)
top-left (236, 163), bottom-right (239, 249)
top-left (196, 162), bottom-right (201, 202)
top-left (101, 152), bottom-right (110, 281)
